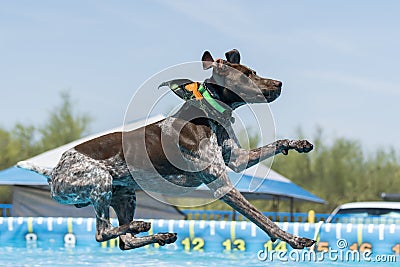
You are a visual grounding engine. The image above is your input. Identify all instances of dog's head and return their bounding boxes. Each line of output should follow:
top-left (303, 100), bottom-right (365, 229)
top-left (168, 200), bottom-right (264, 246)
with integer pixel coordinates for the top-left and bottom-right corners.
top-left (202, 49), bottom-right (282, 109)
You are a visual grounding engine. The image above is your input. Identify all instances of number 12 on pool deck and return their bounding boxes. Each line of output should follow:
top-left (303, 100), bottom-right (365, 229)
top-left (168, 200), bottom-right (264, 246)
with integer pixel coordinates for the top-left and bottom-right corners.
top-left (181, 237), bottom-right (205, 252)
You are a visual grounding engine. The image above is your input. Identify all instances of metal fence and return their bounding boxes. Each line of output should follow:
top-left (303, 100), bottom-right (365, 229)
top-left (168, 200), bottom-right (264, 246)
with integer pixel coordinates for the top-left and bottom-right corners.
top-left (180, 209), bottom-right (330, 222)
top-left (0, 204), bottom-right (330, 222)
top-left (0, 204), bottom-right (12, 217)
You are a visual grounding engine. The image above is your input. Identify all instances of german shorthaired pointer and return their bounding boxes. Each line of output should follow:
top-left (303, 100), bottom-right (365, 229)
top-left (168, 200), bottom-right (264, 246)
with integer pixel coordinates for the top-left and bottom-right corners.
top-left (19, 49), bottom-right (315, 250)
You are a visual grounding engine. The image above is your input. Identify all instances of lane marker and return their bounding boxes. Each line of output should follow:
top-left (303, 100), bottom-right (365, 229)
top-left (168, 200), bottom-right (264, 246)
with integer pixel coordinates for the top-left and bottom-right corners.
top-left (293, 223), bottom-right (299, 236)
top-left (282, 222), bottom-right (289, 231)
top-left (8, 218), bottom-right (13, 231)
top-left (325, 223), bottom-right (331, 232)
top-left (310, 221), bottom-right (324, 252)
top-left (199, 220), bottom-right (205, 229)
top-left (367, 224), bottom-right (374, 233)
top-left (389, 224), bottom-right (396, 234)
top-left (27, 217), bottom-right (33, 233)
top-left (251, 223), bottom-right (257, 237)
top-left (357, 224), bottom-right (363, 246)
top-left (230, 221), bottom-right (236, 241)
top-left (189, 220), bottom-right (195, 239)
top-left (168, 220), bottom-right (174, 233)
top-left (335, 223), bottom-right (342, 239)
top-left (220, 221), bottom-right (226, 229)
top-left (47, 218), bottom-right (53, 231)
top-left (378, 224), bottom-right (385, 240)
top-left (210, 221), bottom-right (215, 236)
top-left (67, 218), bottom-right (73, 233)
top-left (148, 219), bottom-right (154, 235)
top-left (87, 218), bottom-right (93, 232)
top-left (240, 221), bottom-right (247, 230)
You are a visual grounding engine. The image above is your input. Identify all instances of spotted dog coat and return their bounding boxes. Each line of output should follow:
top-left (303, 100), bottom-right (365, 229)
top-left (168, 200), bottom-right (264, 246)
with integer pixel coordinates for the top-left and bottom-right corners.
top-left (19, 49), bottom-right (315, 250)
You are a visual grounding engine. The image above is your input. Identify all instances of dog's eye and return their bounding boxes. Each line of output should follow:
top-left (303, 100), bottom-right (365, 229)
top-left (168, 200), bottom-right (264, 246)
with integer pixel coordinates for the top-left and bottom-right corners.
top-left (245, 71), bottom-right (256, 77)
top-left (243, 71), bottom-right (252, 77)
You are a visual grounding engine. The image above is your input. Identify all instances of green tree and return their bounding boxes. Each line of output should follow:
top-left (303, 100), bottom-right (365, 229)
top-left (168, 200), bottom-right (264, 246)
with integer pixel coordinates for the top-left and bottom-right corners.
top-left (272, 128), bottom-right (400, 213)
top-left (0, 92), bottom-right (91, 204)
top-left (238, 127), bottom-right (260, 149)
top-left (38, 92), bottom-right (91, 151)
top-left (0, 92), bottom-right (91, 169)
top-left (0, 124), bottom-right (39, 170)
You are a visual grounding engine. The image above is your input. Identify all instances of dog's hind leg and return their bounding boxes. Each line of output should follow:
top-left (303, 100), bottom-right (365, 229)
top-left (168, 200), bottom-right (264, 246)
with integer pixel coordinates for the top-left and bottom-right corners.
top-left (110, 186), bottom-right (151, 250)
top-left (120, 233), bottom-right (178, 250)
top-left (90, 173), bottom-right (148, 243)
top-left (94, 201), bottom-right (148, 242)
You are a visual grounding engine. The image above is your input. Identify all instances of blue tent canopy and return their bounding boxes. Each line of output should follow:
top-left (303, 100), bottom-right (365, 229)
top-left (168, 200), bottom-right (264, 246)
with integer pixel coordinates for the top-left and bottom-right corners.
top-left (0, 167), bottom-right (48, 186)
top-left (0, 166), bottom-right (325, 204)
top-left (228, 172), bottom-right (325, 203)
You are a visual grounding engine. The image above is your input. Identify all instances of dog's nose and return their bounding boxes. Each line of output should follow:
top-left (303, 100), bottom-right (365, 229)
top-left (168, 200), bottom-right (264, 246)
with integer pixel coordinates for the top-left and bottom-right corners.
top-left (274, 80), bottom-right (282, 88)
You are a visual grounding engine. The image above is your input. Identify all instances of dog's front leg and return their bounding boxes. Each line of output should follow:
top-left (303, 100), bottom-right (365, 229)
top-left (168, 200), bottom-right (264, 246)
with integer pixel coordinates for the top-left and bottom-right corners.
top-left (225, 139), bottom-right (313, 172)
top-left (205, 174), bottom-right (315, 249)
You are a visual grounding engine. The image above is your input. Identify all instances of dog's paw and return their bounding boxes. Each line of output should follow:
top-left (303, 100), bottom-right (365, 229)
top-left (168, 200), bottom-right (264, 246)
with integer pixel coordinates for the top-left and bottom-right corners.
top-left (288, 236), bottom-right (316, 249)
top-left (156, 232), bottom-right (178, 246)
top-left (292, 140), bottom-right (313, 153)
top-left (280, 139), bottom-right (313, 155)
top-left (129, 221), bottom-right (151, 233)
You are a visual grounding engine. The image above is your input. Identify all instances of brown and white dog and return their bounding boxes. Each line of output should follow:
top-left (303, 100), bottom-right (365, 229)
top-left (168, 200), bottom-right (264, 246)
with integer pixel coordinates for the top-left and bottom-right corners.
top-left (19, 49), bottom-right (315, 250)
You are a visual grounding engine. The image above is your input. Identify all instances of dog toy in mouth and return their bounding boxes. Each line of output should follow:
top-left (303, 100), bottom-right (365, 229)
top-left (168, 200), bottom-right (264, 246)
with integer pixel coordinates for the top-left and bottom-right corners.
top-left (158, 79), bottom-right (228, 115)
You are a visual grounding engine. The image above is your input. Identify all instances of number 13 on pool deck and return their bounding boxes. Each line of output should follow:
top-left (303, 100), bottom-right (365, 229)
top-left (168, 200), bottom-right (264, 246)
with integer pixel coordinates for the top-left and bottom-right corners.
top-left (222, 239), bottom-right (246, 251)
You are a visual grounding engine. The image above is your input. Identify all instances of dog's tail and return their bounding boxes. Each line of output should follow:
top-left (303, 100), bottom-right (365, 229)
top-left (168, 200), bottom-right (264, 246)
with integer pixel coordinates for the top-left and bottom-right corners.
top-left (17, 161), bottom-right (52, 182)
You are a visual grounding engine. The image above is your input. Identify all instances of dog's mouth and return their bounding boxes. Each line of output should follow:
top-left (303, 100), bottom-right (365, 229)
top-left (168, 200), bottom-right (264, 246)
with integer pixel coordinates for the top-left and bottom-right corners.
top-left (232, 84), bottom-right (281, 105)
top-left (251, 78), bottom-right (282, 103)
top-left (262, 85), bottom-right (282, 103)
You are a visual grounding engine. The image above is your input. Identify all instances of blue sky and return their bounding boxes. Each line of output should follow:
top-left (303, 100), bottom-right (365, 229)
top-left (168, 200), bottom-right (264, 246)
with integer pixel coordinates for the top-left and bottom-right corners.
top-left (1, 0), bottom-right (399, 151)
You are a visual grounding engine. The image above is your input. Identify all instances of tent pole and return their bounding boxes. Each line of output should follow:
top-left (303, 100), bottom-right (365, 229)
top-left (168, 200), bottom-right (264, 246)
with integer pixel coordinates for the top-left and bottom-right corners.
top-left (290, 197), bottom-right (294, 222)
top-left (277, 196), bottom-right (280, 212)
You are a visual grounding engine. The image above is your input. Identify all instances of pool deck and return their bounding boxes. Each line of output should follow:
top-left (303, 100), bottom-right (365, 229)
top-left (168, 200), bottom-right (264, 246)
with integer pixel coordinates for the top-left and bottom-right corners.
top-left (0, 217), bottom-right (399, 257)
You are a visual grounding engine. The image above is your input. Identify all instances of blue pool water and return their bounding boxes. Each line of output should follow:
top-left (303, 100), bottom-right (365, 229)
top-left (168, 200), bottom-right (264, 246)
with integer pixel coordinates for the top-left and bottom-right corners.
top-left (0, 246), bottom-right (397, 267)
top-left (1, 218), bottom-right (399, 266)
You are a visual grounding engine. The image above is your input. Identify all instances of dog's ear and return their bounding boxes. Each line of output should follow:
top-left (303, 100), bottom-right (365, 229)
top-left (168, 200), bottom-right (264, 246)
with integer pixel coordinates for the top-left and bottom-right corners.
top-left (202, 51), bottom-right (214, 70)
top-left (225, 49), bottom-right (240, 64)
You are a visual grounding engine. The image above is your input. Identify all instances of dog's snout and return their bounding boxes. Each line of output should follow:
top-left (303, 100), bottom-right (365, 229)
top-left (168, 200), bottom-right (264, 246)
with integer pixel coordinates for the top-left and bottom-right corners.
top-left (274, 80), bottom-right (282, 88)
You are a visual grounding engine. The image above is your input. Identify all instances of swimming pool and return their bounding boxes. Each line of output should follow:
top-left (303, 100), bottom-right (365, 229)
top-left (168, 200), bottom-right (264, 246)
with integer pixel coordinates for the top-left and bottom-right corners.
top-left (0, 246), bottom-right (398, 267)
top-left (0, 218), bottom-right (398, 266)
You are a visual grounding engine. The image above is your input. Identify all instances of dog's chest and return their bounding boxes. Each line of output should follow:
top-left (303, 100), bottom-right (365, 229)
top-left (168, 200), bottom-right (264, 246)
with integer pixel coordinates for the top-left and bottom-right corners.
top-left (99, 153), bottom-right (130, 179)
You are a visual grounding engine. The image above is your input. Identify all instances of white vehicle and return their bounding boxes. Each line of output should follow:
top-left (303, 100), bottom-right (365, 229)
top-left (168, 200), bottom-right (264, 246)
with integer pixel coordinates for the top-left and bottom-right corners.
top-left (326, 202), bottom-right (400, 224)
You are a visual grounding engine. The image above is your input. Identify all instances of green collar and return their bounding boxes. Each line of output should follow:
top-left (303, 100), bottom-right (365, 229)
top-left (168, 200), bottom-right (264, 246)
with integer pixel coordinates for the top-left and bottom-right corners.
top-left (159, 79), bottom-right (231, 117)
top-left (197, 83), bottom-right (228, 114)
